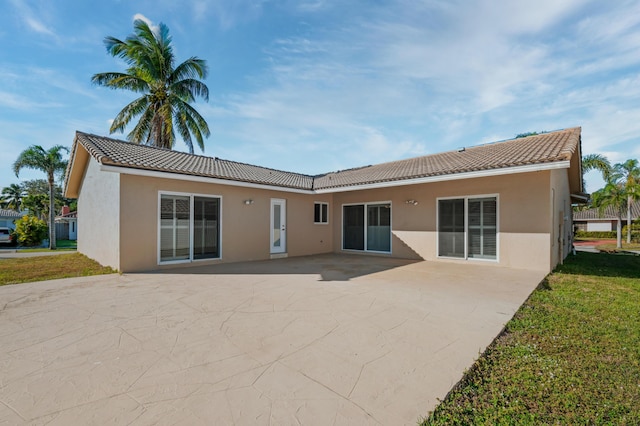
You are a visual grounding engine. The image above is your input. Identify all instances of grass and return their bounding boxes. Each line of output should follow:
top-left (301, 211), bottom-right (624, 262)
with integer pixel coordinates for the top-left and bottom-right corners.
top-left (0, 253), bottom-right (116, 286)
top-left (15, 239), bottom-right (77, 252)
top-left (422, 252), bottom-right (640, 425)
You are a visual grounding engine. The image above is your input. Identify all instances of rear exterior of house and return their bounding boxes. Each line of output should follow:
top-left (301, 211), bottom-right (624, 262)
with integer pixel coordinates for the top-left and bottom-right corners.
top-left (65, 128), bottom-right (583, 273)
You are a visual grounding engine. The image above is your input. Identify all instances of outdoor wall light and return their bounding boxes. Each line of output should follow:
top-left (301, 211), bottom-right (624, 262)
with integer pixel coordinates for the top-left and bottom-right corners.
top-left (244, 199), bottom-right (254, 205)
top-left (405, 199), bottom-right (419, 206)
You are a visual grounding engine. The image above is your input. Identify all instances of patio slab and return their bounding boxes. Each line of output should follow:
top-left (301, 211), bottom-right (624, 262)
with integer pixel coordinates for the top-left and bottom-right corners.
top-left (0, 254), bottom-right (546, 425)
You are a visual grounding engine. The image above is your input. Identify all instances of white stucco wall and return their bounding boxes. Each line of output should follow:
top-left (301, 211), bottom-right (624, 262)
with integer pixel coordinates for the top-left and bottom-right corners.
top-left (586, 221), bottom-right (613, 232)
top-left (77, 158), bottom-right (120, 270)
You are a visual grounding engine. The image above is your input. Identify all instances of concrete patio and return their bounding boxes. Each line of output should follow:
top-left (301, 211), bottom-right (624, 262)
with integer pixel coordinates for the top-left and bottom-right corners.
top-left (0, 254), bottom-right (546, 425)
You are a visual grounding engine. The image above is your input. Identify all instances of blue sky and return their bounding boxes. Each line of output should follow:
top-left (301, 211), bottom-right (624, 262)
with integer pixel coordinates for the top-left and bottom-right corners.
top-left (1, 0), bottom-right (639, 194)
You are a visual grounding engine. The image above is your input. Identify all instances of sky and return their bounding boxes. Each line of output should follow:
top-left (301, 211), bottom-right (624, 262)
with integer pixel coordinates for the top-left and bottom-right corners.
top-left (1, 0), bottom-right (640, 194)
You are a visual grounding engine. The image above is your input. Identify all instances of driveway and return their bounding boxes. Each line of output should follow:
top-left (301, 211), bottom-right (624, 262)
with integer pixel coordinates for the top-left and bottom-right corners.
top-left (0, 254), bottom-right (546, 425)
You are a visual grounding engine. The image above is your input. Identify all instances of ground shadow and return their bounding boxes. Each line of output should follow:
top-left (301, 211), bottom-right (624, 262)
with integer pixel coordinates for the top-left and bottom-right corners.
top-left (152, 253), bottom-right (420, 282)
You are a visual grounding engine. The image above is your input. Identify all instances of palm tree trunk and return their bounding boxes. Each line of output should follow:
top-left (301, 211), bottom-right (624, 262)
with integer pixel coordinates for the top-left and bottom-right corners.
top-left (627, 195), bottom-right (632, 244)
top-left (48, 173), bottom-right (56, 250)
top-left (617, 218), bottom-right (622, 249)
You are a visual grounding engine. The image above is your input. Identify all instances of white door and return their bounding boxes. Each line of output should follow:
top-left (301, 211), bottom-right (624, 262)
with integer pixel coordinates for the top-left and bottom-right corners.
top-left (270, 199), bottom-right (286, 254)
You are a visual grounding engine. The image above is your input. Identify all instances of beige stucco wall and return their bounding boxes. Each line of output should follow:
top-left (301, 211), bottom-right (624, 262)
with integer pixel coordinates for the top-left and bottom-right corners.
top-left (77, 158), bottom-right (121, 270)
top-left (75, 159), bottom-right (571, 273)
top-left (118, 174), bottom-right (333, 272)
top-left (331, 171), bottom-right (554, 271)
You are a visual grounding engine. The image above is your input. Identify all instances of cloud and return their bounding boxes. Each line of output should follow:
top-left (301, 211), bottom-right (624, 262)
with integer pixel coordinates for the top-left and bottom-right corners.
top-left (9, 0), bottom-right (56, 37)
top-left (185, 0), bottom-right (266, 29)
top-left (133, 13), bottom-right (160, 35)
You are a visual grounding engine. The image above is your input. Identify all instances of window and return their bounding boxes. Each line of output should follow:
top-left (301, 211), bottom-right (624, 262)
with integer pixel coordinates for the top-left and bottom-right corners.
top-left (159, 193), bottom-right (221, 263)
top-left (314, 202), bottom-right (329, 224)
top-left (438, 196), bottom-right (497, 260)
top-left (343, 202), bottom-right (391, 253)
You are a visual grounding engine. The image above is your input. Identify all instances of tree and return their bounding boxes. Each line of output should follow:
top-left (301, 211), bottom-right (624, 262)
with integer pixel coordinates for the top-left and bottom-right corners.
top-left (515, 131), bottom-right (548, 138)
top-left (615, 159), bottom-right (640, 243)
top-left (13, 145), bottom-right (68, 250)
top-left (591, 180), bottom-right (627, 249)
top-left (0, 183), bottom-right (24, 210)
top-left (582, 153), bottom-right (612, 185)
top-left (22, 193), bottom-right (48, 220)
top-left (91, 19), bottom-right (210, 154)
top-left (20, 180), bottom-right (72, 219)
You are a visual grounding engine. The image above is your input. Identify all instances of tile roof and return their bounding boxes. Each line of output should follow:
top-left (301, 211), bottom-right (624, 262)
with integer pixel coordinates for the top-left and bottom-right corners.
top-left (73, 132), bottom-right (314, 190)
top-left (70, 127), bottom-right (581, 192)
top-left (573, 200), bottom-right (640, 220)
top-left (314, 128), bottom-right (581, 189)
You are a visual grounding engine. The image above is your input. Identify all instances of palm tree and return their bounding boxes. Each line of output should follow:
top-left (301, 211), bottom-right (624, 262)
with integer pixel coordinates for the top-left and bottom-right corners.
top-left (615, 159), bottom-right (640, 243)
top-left (1, 183), bottom-right (23, 210)
top-left (91, 19), bottom-right (210, 154)
top-left (591, 179), bottom-right (627, 249)
top-left (582, 153), bottom-right (612, 189)
top-left (13, 145), bottom-right (68, 250)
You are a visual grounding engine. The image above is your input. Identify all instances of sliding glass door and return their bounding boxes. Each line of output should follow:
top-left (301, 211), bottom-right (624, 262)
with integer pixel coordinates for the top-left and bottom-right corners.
top-left (159, 193), bottom-right (221, 264)
top-left (438, 196), bottom-right (497, 260)
top-left (343, 203), bottom-right (391, 253)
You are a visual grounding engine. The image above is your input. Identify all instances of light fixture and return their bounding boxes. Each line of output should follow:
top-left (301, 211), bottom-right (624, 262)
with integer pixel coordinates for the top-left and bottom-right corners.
top-left (244, 199), bottom-right (254, 205)
top-left (405, 199), bottom-right (419, 206)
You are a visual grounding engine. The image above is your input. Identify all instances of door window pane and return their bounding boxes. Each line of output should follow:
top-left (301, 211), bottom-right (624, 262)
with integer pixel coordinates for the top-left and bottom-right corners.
top-left (468, 198), bottom-right (497, 259)
top-left (273, 204), bottom-right (281, 247)
top-left (367, 204), bottom-right (391, 252)
top-left (438, 199), bottom-right (465, 258)
top-left (343, 205), bottom-right (364, 250)
top-left (193, 197), bottom-right (219, 260)
top-left (160, 195), bottom-right (191, 262)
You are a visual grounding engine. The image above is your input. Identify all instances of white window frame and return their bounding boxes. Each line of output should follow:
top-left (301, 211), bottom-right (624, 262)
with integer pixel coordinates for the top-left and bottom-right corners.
top-left (436, 194), bottom-right (499, 263)
top-left (314, 201), bottom-right (329, 224)
top-left (157, 191), bottom-right (223, 265)
top-left (341, 200), bottom-right (393, 254)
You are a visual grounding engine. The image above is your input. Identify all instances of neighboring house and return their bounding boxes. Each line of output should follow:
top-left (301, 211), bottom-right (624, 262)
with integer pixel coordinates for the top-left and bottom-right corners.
top-left (0, 209), bottom-right (22, 229)
top-left (573, 201), bottom-right (640, 232)
top-left (64, 128), bottom-right (584, 273)
top-left (55, 206), bottom-right (78, 240)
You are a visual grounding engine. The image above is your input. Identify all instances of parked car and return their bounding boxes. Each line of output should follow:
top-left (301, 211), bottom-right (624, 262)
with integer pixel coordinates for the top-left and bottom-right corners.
top-left (0, 227), bottom-right (15, 245)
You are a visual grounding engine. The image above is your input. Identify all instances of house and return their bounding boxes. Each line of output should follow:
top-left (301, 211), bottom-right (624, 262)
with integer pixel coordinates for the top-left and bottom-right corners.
top-left (0, 209), bottom-right (22, 229)
top-left (573, 201), bottom-right (639, 232)
top-left (55, 206), bottom-right (78, 240)
top-left (64, 127), bottom-right (584, 273)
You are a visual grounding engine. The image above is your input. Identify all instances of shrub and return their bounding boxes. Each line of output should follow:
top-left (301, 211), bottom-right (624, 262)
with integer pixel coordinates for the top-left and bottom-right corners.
top-left (14, 215), bottom-right (48, 247)
top-left (575, 230), bottom-right (616, 239)
top-left (621, 222), bottom-right (640, 243)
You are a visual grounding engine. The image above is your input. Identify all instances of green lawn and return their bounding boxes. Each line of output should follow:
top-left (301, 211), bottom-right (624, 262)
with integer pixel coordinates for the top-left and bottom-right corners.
top-left (422, 252), bottom-right (640, 425)
top-left (16, 239), bottom-right (77, 252)
top-left (0, 253), bottom-right (116, 286)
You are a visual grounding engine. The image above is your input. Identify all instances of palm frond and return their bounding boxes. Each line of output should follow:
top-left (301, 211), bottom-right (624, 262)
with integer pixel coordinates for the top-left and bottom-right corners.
top-left (110, 96), bottom-right (150, 134)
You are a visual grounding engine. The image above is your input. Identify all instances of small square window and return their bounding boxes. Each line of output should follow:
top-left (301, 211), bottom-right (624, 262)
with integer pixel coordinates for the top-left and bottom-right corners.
top-left (314, 202), bottom-right (329, 224)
